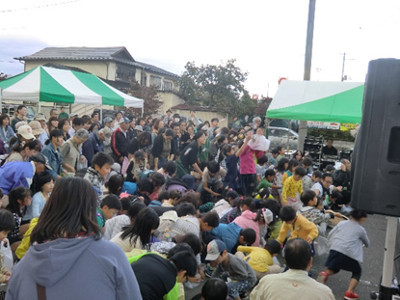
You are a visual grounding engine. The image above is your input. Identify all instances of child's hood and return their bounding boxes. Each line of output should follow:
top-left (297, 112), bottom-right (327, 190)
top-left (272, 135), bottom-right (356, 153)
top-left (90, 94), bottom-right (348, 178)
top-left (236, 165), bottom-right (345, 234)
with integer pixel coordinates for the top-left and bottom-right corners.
top-left (240, 210), bottom-right (257, 220)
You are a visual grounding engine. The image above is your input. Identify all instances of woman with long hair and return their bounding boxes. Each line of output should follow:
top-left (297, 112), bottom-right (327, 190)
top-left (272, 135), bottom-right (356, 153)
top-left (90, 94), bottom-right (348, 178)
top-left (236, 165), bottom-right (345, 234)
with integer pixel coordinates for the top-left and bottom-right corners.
top-left (0, 114), bottom-right (15, 151)
top-left (58, 118), bottom-right (71, 141)
top-left (111, 207), bottom-right (160, 252)
top-left (47, 116), bottom-right (59, 134)
top-left (6, 177), bottom-right (142, 299)
top-left (6, 187), bottom-right (32, 251)
top-left (23, 172), bottom-right (54, 221)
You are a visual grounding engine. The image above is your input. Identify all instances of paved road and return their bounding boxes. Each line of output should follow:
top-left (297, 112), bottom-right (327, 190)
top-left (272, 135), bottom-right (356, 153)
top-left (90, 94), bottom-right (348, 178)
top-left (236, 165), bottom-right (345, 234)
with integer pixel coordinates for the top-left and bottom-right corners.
top-left (310, 214), bottom-right (388, 300)
top-left (185, 214), bottom-right (391, 300)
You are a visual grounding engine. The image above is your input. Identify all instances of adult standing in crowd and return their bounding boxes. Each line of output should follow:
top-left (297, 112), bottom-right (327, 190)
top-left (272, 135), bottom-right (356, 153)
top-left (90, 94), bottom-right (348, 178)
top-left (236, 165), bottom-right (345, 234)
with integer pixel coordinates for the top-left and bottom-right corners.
top-left (58, 118), bottom-right (71, 142)
top-left (0, 114), bottom-right (15, 151)
top-left (112, 111), bottom-right (124, 131)
top-left (10, 105), bottom-right (27, 132)
top-left (176, 131), bottom-right (206, 178)
top-left (68, 117), bottom-right (84, 138)
top-left (188, 110), bottom-right (202, 127)
top-left (151, 128), bottom-right (174, 171)
top-left (58, 106), bottom-right (69, 120)
top-left (82, 127), bottom-right (112, 166)
top-left (42, 129), bottom-right (64, 180)
top-left (60, 128), bottom-right (89, 174)
top-left (47, 116), bottom-right (59, 135)
top-left (111, 117), bottom-right (130, 165)
top-left (34, 114), bottom-right (48, 146)
top-left (49, 108), bottom-right (59, 118)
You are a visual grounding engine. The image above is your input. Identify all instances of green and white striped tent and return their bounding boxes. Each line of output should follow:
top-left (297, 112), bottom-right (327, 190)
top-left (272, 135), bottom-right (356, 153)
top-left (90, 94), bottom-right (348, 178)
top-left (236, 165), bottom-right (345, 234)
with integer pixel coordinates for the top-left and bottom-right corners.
top-left (0, 66), bottom-right (144, 108)
top-left (266, 80), bottom-right (364, 123)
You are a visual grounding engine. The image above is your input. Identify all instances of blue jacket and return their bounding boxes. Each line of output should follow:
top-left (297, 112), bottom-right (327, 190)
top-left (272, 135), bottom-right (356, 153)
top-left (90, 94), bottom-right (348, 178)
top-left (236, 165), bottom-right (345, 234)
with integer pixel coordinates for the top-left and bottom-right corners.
top-left (0, 125), bottom-right (15, 151)
top-left (82, 132), bottom-right (104, 166)
top-left (6, 237), bottom-right (142, 300)
top-left (212, 222), bottom-right (242, 253)
top-left (42, 143), bottom-right (62, 179)
top-left (0, 161), bottom-right (34, 194)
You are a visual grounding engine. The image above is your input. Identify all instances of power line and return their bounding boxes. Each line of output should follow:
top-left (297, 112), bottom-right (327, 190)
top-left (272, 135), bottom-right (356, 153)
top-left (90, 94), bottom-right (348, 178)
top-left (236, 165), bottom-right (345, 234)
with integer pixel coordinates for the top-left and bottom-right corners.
top-left (0, 0), bottom-right (81, 14)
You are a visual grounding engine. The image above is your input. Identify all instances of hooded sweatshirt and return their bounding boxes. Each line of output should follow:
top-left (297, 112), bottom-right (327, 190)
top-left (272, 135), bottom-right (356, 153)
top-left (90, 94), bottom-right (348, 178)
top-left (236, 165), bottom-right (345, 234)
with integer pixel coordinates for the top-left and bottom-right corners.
top-left (233, 210), bottom-right (260, 246)
top-left (6, 236), bottom-right (142, 300)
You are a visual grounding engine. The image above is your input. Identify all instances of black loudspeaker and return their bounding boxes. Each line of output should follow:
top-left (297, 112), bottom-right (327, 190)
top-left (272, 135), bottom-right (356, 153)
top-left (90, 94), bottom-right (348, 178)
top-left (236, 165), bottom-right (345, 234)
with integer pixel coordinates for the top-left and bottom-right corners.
top-left (352, 59), bottom-right (400, 217)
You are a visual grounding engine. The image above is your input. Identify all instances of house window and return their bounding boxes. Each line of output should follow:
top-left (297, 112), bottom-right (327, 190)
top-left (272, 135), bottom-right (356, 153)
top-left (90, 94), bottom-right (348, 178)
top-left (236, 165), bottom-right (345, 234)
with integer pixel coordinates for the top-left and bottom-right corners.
top-left (150, 75), bottom-right (162, 89)
top-left (141, 73), bottom-right (147, 86)
top-left (164, 81), bottom-right (173, 91)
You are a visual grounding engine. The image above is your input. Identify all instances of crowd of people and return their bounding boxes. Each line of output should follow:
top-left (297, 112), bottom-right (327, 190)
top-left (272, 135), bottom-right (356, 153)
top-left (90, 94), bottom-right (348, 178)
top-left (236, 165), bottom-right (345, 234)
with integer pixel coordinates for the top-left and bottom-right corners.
top-left (0, 105), bottom-right (369, 300)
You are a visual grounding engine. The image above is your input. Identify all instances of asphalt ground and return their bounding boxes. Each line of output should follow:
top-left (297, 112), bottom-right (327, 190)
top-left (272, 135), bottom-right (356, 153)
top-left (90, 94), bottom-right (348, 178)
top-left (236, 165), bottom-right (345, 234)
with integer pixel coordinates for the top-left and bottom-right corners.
top-left (310, 214), bottom-right (389, 300)
top-left (185, 214), bottom-right (393, 300)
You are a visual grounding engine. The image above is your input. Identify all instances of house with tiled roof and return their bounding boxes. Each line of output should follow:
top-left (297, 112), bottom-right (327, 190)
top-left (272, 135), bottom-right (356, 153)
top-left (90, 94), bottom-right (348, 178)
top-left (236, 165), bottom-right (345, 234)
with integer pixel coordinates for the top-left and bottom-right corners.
top-left (15, 47), bottom-right (184, 114)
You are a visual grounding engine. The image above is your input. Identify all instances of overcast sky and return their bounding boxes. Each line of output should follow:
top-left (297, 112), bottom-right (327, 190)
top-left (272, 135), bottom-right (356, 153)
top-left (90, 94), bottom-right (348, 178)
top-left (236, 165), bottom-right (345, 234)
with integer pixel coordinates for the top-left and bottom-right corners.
top-left (1, 0), bottom-right (400, 96)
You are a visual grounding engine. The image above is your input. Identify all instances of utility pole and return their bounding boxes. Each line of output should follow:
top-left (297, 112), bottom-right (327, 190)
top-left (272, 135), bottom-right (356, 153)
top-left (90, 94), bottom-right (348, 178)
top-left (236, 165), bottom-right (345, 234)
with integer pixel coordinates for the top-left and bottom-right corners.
top-left (298, 0), bottom-right (316, 151)
top-left (341, 52), bottom-right (346, 81)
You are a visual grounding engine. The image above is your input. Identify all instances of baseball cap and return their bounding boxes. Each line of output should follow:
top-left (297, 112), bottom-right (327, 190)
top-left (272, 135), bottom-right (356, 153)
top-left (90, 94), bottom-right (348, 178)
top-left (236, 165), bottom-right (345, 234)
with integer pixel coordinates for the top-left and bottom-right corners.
top-left (28, 121), bottom-right (44, 136)
top-left (17, 125), bottom-right (35, 140)
top-left (134, 125), bottom-right (143, 131)
top-left (69, 113), bottom-right (78, 117)
top-left (205, 239), bottom-right (227, 261)
top-left (118, 117), bottom-right (130, 124)
top-left (30, 153), bottom-right (52, 170)
top-left (103, 117), bottom-right (113, 124)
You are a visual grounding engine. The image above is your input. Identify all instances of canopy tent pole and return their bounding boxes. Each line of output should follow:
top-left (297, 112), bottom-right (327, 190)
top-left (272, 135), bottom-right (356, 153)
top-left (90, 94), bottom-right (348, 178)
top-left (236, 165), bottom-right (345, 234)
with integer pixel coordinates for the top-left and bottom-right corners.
top-left (100, 106), bottom-right (103, 123)
top-left (37, 101), bottom-right (41, 114)
top-left (0, 88), bottom-right (2, 113)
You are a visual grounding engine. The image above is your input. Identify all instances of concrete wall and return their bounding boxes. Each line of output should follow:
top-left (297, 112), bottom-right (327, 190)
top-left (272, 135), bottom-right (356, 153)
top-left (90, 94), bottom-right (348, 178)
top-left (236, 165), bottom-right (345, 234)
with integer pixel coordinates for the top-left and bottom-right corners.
top-left (25, 60), bottom-right (112, 80)
top-left (158, 92), bottom-right (185, 116)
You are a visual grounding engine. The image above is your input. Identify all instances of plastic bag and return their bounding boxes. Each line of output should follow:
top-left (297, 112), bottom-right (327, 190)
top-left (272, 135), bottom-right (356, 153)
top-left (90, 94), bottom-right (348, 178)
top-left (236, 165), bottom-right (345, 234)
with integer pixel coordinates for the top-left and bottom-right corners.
top-left (248, 134), bottom-right (271, 151)
top-left (314, 235), bottom-right (329, 257)
top-left (0, 238), bottom-right (13, 271)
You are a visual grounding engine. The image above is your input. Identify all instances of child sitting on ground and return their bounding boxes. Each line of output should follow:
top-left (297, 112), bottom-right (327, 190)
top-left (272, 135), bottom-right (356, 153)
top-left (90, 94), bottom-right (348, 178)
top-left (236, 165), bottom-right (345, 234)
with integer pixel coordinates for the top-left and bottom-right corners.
top-left (0, 209), bottom-right (14, 283)
top-left (83, 152), bottom-right (114, 206)
top-left (299, 190), bottom-right (340, 236)
top-left (162, 190), bottom-right (181, 207)
top-left (267, 148), bottom-right (279, 168)
top-left (281, 166), bottom-right (307, 210)
top-left (220, 196), bottom-right (254, 225)
top-left (301, 158), bottom-right (314, 190)
top-left (96, 194), bottom-right (122, 228)
top-left (236, 239), bottom-right (282, 280)
top-left (257, 169), bottom-right (281, 192)
top-left (212, 220), bottom-right (256, 253)
top-left (206, 239), bottom-right (257, 300)
top-left (276, 206), bottom-right (319, 245)
top-left (256, 155), bottom-right (269, 183)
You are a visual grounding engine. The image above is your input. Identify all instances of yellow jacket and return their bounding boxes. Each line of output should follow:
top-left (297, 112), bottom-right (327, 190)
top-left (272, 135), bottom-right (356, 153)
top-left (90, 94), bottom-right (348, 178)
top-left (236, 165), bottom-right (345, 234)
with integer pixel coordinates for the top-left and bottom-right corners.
top-left (237, 246), bottom-right (273, 273)
top-left (281, 176), bottom-right (303, 204)
top-left (277, 214), bottom-right (318, 244)
top-left (15, 217), bottom-right (39, 260)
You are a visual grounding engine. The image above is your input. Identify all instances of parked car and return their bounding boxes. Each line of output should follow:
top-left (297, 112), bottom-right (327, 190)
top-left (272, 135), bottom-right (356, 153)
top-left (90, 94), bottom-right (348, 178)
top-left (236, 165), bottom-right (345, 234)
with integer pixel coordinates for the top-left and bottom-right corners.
top-left (267, 126), bottom-right (298, 154)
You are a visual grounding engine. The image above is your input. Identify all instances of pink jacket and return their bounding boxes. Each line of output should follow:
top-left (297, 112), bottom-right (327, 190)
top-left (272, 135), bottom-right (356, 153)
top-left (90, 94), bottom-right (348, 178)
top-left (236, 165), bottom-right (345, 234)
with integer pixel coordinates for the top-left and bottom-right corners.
top-left (233, 210), bottom-right (260, 246)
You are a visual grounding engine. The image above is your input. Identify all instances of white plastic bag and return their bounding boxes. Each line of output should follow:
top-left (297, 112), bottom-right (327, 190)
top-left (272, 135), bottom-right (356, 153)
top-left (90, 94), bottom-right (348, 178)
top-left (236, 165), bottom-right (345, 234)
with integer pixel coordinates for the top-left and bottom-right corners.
top-left (248, 134), bottom-right (271, 151)
top-left (314, 235), bottom-right (329, 257)
top-left (0, 238), bottom-right (13, 271)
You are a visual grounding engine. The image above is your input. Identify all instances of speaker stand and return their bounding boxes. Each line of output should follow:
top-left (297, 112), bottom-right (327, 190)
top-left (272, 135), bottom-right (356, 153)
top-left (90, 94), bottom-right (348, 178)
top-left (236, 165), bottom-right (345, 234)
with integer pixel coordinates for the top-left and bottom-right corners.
top-left (371, 217), bottom-right (399, 299)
